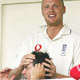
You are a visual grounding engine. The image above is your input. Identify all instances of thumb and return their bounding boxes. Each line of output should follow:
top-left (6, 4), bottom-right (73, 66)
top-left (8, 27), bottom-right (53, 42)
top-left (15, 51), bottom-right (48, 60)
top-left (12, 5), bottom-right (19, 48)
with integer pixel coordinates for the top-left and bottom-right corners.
top-left (10, 75), bottom-right (16, 80)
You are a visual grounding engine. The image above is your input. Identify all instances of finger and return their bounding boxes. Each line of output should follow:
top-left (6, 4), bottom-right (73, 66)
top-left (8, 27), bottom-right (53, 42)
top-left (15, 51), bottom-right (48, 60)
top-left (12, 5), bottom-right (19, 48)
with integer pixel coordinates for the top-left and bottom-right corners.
top-left (38, 63), bottom-right (42, 70)
top-left (0, 69), bottom-right (6, 73)
top-left (0, 71), bottom-right (5, 74)
top-left (22, 62), bottom-right (33, 67)
top-left (22, 58), bottom-right (33, 63)
top-left (0, 68), bottom-right (11, 74)
top-left (37, 63), bottom-right (41, 67)
top-left (45, 73), bottom-right (53, 77)
top-left (42, 62), bottom-right (50, 68)
top-left (21, 58), bottom-right (34, 67)
top-left (41, 65), bottom-right (45, 72)
top-left (45, 68), bottom-right (50, 72)
top-left (41, 64), bottom-right (44, 68)
top-left (24, 54), bottom-right (35, 59)
top-left (5, 68), bottom-right (12, 72)
top-left (45, 59), bottom-right (54, 65)
top-left (45, 68), bottom-right (54, 74)
top-left (35, 64), bottom-right (38, 68)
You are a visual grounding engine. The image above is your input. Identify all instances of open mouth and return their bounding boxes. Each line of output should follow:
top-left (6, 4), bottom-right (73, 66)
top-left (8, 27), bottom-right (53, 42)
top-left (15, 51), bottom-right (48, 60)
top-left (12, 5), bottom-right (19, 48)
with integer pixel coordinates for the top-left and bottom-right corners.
top-left (48, 14), bottom-right (56, 18)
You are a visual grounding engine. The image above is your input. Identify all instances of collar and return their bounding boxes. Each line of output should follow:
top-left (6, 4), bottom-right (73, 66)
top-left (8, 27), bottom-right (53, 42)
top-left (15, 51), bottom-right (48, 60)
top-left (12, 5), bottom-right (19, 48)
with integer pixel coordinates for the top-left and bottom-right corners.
top-left (41, 24), bottom-right (72, 41)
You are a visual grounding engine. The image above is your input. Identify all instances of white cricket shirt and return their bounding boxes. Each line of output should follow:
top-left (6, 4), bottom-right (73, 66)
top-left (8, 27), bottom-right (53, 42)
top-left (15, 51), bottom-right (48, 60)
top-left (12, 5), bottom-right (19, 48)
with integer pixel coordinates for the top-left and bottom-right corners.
top-left (10, 25), bottom-right (80, 76)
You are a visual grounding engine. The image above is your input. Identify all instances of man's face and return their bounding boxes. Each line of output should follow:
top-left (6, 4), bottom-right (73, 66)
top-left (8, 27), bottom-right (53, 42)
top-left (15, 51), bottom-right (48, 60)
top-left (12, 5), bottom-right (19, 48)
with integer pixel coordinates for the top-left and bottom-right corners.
top-left (22, 63), bottom-right (34, 80)
top-left (42, 0), bottom-right (66, 26)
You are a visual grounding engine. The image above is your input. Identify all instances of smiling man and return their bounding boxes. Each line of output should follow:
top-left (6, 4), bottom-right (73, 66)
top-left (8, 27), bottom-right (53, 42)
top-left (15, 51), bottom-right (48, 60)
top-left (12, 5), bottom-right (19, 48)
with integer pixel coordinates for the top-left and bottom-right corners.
top-left (8, 0), bottom-right (80, 79)
top-left (42, 0), bottom-right (65, 27)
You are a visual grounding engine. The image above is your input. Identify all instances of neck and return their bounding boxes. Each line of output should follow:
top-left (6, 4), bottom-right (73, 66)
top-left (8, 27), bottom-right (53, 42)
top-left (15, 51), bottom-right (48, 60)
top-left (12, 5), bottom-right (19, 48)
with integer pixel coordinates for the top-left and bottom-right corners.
top-left (47, 24), bottom-right (63, 40)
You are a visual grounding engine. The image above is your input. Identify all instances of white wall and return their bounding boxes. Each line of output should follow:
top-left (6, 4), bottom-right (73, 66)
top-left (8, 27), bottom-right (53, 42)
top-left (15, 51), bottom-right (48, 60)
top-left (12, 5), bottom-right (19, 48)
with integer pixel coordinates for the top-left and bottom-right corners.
top-left (2, 2), bottom-right (45, 69)
top-left (64, 1), bottom-right (80, 33)
top-left (0, 4), bottom-right (2, 70)
top-left (0, 0), bottom-right (80, 69)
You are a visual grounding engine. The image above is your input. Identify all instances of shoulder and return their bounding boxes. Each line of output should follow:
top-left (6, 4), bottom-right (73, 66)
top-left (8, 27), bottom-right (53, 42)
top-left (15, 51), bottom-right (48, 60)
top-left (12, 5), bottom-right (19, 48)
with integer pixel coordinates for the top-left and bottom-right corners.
top-left (63, 25), bottom-right (80, 45)
top-left (70, 30), bottom-right (80, 46)
top-left (23, 30), bottom-right (45, 44)
top-left (25, 32), bottom-right (43, 40)
top-left (64, 25), bottom-right (80, 41)
top-left (71, 30), bottom-right (80, 40)
top-left (24, 26), bottom-right (47, 42)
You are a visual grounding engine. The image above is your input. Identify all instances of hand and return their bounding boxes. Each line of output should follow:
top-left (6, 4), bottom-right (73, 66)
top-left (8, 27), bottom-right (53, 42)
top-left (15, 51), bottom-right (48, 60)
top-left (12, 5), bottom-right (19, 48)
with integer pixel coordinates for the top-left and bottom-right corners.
top-left (0, 68), bottom-right (12, 78)
top-left (31, 63), bottom-right (45, 80)
top-left (20, 53), bottom-right (35, 68)
top-left (42, 59), bottom-right (56, 78)
top-left (0, 75), bottom-right (15, 80)
top-left (0, 68), bottom-right (15, 80)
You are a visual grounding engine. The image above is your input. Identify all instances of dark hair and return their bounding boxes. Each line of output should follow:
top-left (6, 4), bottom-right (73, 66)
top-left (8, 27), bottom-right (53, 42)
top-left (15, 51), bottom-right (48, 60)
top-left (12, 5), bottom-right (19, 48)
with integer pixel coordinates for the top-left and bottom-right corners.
top-left (32, 51), bottom-right (51, 79)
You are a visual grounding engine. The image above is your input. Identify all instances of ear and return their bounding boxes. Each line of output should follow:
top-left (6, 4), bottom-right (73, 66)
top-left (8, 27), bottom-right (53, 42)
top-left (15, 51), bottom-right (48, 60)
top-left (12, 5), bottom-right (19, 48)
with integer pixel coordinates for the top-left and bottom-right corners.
top-left (63, 6), bottom-right (66, 14)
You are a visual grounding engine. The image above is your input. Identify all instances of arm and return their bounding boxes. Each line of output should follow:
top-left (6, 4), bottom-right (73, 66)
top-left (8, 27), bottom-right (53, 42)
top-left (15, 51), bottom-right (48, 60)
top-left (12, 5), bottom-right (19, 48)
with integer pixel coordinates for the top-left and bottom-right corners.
top-left (54, 73), bottom-right (70, 78)
top-left (9, 53), bottom-right (35, 78)
top-left (42, 59), bottom-right (70, 79)
top-left (8, 66), bottom-right (23, 78)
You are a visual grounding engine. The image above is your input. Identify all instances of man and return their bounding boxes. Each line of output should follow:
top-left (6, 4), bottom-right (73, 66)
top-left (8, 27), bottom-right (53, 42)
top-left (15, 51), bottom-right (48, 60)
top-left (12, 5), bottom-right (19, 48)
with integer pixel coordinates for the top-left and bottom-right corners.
top-left (8, 0), bottom-right (80, 79)
top-left (21, 51), bottom-right (51, 80)
top-left (0, 64), bottom-right (44, 80)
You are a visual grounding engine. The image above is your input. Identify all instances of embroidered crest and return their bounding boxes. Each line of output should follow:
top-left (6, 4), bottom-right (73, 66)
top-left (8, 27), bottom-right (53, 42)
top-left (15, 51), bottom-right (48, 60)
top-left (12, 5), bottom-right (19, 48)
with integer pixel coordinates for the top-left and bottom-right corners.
top-left (61, 44), bottom-right (67, 56)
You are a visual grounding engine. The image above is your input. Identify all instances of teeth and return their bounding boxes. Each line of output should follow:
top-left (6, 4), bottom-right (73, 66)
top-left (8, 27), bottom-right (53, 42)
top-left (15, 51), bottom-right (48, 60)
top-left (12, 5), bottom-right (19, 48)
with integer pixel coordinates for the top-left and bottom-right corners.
top-left (50, 15), bottom-right (55, 17)
top-left (49, 14), bottom-right (55, 18)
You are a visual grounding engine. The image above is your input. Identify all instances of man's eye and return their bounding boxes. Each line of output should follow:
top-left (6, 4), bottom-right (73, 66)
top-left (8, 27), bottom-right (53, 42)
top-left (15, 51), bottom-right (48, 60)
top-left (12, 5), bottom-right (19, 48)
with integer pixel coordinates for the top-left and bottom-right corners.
top-left (45, 5), bottom-right (49, 8)
top-left (53, 5), bottom-right (58, 8)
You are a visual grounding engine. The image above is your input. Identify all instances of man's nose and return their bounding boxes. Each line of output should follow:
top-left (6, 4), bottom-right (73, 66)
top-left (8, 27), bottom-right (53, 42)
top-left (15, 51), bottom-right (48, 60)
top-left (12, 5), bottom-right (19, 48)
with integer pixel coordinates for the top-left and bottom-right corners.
top-left (22, 68), bottom-right (26, 75)
top-left (50, 6), bottom-right (53, 10)
top-left (49, 6), bottom-right (54, 12)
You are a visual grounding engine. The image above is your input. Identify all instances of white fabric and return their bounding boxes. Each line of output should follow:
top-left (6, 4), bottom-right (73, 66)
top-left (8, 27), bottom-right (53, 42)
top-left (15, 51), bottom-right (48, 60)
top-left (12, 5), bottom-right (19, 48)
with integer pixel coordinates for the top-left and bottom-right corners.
top-left (42, 78), bottom-right (75, 80)
top-left (41, 78), bottom-right (75, 80)
top-left (10, 25), bottom-right (80, 76)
